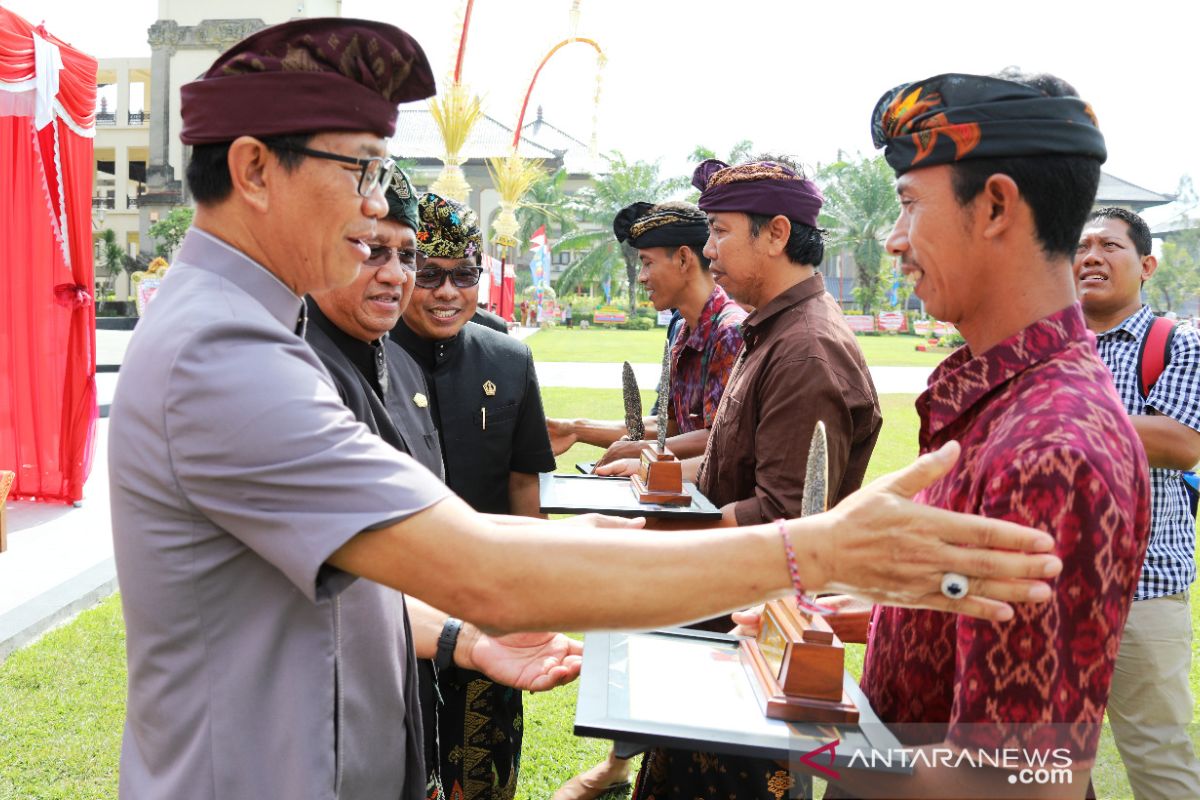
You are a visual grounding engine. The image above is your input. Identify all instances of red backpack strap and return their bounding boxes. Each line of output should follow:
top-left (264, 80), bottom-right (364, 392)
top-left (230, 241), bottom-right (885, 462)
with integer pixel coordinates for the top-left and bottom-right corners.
top-left (1137, 316), bottom-right (1177, 399)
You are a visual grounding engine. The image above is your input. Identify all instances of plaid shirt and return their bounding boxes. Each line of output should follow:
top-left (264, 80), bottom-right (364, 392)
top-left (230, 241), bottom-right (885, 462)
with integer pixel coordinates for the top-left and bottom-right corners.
top-left (1094, 305), bottom-right (1200, 600)
top-left (667, 285), bottom-right (747, 433)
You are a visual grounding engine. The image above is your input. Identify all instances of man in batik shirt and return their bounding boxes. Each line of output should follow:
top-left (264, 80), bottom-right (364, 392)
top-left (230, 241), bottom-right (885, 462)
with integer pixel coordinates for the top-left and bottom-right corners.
top-left (1075, 207), bottom-right (1200, 798)
top-left (546, 201), bottom-right (746, 467)
top-left (824, 70), bottom-right (1151, 797)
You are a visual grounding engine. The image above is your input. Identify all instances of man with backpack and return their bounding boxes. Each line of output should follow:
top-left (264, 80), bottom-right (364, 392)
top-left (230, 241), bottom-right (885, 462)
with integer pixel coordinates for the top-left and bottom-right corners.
top-left (1076, 206), bottom-right (1200, 798)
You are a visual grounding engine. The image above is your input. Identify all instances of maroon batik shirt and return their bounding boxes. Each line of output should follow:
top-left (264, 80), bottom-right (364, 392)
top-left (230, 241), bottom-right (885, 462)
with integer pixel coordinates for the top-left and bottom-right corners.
top-left (668, 284), bottom-right (747, 433)
top-left (860, 304), bottom-right (1150, 767)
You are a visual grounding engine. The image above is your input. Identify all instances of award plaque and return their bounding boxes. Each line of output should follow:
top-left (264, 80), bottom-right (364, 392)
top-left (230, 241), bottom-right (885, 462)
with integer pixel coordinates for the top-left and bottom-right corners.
top-left (739, 422), bottom-right (860, 723)
top-left (539, 473), bottom-right (720, 520)
top-left (740, 599), bottom-right (858, 723)
top-left (575, 629), bottom-right (912, 774)
top-left (630, 444), bottom-right (690, 505)
top-left (631, 342), bottom-right (690, 505)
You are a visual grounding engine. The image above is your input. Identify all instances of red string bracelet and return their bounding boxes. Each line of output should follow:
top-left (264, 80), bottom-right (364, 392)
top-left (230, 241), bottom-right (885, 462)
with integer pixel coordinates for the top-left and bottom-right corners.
top-left (776, 518), bottom-right (833, 616)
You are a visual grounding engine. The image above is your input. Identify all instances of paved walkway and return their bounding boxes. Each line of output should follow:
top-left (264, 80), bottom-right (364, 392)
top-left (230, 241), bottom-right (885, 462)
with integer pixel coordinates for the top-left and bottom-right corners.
top-left (2, 326), bottom-right (932, 660)
top-left (0, 420), bottom-right (116, 660)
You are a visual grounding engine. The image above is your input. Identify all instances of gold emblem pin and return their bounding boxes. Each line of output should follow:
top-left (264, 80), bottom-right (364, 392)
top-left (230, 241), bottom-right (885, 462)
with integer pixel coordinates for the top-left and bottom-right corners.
top-left (413, 392), bottom-right (428, 408)
top-left (483, 380), bottom-right (497, 396)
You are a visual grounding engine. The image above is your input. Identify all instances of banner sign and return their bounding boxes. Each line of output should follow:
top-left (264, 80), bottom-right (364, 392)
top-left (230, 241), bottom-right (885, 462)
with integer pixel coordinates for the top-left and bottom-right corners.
top-left (594, 306), bottom-right (627, 324)
top-left (844, 314), bottom-right (876, 333)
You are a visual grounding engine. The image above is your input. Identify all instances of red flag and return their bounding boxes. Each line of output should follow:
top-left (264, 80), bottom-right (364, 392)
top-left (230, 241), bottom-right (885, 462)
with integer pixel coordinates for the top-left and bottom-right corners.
top-left (529, 225), bottom-right (546, 251)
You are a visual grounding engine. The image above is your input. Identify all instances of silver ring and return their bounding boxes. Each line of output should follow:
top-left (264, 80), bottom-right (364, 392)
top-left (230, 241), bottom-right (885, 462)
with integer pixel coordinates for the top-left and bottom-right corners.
top-left (940, 572), bottom-right (969, 600)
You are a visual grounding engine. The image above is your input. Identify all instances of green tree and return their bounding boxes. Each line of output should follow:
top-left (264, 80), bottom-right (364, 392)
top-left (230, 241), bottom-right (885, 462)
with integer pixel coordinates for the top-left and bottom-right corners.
top-left (1150, 230), bottom-right (1200, 313)
top-left (516, 167), bottom-right (575, 247)
top-left (95, 229), bottom-right (125, 297)
top-left (818, 154), bottom-right (900, 316)
top-left (553, 151), bottom-right (686, 312)
top-left (683, 140), bottom-right (755, 202)
top-left (148, 206), bottom-right (195, 259)
top-left (689, 139), bottom-right (755, 167)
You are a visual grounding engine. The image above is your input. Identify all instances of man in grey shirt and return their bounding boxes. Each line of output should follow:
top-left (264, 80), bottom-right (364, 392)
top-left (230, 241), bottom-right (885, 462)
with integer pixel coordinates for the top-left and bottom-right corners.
top-left (109, 16), bottom-right (1066, 800)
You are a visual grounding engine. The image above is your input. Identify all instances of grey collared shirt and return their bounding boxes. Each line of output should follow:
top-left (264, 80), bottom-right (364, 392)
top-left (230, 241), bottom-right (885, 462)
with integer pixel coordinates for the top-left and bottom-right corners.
top-left (109, 228), bottom-right (450, 800)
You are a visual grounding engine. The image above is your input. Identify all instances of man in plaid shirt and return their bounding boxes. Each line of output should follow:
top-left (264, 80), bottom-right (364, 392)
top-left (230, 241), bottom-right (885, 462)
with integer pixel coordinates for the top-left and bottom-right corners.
top-left (1076, 206), bottom-right (1200, 798)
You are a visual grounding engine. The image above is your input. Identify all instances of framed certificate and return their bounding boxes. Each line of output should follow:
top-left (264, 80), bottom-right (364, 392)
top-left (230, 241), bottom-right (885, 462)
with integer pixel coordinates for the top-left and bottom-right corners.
top-left (574, 629), bottom-right (912, 773)
top-left (539, 473), bottom-right (721, 520)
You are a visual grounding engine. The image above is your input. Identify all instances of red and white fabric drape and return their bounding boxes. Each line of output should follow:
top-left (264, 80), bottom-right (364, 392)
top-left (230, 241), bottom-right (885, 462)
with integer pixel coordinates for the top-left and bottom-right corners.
top-left (1, 7), bottom-right (98, 503)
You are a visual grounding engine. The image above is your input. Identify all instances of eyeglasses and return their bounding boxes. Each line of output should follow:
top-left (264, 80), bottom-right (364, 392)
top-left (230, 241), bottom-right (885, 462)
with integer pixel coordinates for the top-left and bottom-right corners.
top-left (364, 245), bottom-right (428, 270)
top-left (273, 145), bottom-right (397, 197)
top-left (413, 265), bottom-right (484, 290)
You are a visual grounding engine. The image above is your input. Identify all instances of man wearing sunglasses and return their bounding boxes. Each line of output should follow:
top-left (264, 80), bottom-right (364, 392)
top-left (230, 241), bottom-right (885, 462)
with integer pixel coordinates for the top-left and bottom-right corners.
top-left (392, 192), bottom-right (556, 800)
top-left (304, 171), bottom-right (443, 480)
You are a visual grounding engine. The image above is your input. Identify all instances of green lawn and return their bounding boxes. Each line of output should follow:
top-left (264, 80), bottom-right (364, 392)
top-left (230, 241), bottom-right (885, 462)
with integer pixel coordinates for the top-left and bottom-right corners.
top-left (0, 593), bottom-right (125, 799)
top-left (850, 334), bottom-right (950, 368)
top-left (527, 326), bottom-right (947, 367)
top-left (526, 327), bottom-right (668, 364)
top-left (1, 390), bottom-right (1193, 799)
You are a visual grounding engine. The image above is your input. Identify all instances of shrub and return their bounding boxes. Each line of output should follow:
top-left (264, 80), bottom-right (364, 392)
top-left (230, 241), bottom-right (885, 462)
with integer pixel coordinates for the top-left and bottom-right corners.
top-left (619, 316), bottom-right (654, 331)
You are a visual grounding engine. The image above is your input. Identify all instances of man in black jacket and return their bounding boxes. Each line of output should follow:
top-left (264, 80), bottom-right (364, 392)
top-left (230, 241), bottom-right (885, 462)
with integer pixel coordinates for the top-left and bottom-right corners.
top-left (306, 173), bottom-right (443, 479)
top-left (392, 192), bottom-right (556, 800)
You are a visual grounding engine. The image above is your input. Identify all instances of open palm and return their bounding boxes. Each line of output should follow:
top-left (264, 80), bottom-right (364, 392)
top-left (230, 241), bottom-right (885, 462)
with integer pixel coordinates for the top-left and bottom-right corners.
top-left (469, 631), bottom-right (584, 692)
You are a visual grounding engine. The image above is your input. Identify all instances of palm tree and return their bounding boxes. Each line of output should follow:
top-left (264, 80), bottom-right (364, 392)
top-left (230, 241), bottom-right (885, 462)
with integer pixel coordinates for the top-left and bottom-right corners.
top-left (553, 151), bottom-right (686, 313)
top-left (818, 155), bottom-right (900, 316)
top-left (683, 141), bottom-right (756, 203)
top-left (689, 139), bottom-right (755, 167)
top-left (516, 167), bottom-right (575, 247)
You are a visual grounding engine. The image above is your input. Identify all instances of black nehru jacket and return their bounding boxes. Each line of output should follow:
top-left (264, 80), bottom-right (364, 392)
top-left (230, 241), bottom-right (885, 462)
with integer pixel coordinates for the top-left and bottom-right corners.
top-left (392, 319), bottom-right (555, 514)
top-left (304, 299), bottom-right (445, 479)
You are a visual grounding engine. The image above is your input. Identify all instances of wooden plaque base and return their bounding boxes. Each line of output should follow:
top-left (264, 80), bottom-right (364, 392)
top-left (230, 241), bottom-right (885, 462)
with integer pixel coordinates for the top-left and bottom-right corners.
top-left (630, 445), bottom-right (691, 505)
top-left (739, 599), bottom-right (859, 723)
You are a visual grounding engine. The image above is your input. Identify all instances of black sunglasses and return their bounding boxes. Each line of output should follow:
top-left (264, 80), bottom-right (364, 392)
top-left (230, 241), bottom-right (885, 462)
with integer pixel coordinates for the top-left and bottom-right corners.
top-left (365, 245), bottom-right (427, 270)
top-left (413, 266), bottom-right (484, 290)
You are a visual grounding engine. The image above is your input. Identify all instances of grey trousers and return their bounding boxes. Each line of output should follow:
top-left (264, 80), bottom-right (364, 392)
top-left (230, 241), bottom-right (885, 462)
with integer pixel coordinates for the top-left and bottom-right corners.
top-left (1107, 592), bottom-right (1200, 800)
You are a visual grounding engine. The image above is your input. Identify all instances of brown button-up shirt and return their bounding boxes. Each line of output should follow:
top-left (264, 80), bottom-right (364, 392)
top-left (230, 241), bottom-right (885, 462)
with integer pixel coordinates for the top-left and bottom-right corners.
top-left (697, 273), bottom-right (882, 524)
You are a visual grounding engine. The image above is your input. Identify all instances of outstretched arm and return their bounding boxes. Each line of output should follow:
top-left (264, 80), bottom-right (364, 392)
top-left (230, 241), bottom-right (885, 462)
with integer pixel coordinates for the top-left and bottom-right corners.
top-left (329, 442), bottom-right (1062, 634)
top-left (594, 428), bottom-right (711, 467)
top-left (545, 416), bottom-right (662, 455)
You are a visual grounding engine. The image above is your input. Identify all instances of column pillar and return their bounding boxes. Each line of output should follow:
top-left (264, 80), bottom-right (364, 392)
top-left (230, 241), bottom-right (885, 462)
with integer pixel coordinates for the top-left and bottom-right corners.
top-left (115, 147), bottom-right (130, 211)
top-left (115, 62), bottom-right (130, 127)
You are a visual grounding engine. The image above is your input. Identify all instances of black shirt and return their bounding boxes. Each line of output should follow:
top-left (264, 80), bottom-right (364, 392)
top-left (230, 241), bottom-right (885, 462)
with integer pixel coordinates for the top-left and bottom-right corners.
top-left (392, 320), bottom-right (555, 514)
top-left (304, 299), bottom-right (444, 479)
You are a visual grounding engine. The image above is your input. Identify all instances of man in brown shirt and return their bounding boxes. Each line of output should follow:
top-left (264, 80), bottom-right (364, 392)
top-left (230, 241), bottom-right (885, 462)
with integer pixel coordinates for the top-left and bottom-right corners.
top-left (694, 158), bottom-right (882, 526)
top-left (605, 160), bottom-right (883, 798)
top-left (600, 160), bottom-right (881, 528)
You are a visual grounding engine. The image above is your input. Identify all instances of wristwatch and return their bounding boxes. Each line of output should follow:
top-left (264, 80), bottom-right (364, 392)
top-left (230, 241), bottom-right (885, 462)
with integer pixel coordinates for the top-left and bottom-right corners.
top-left (435, 617), bottom-right (463, 671)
